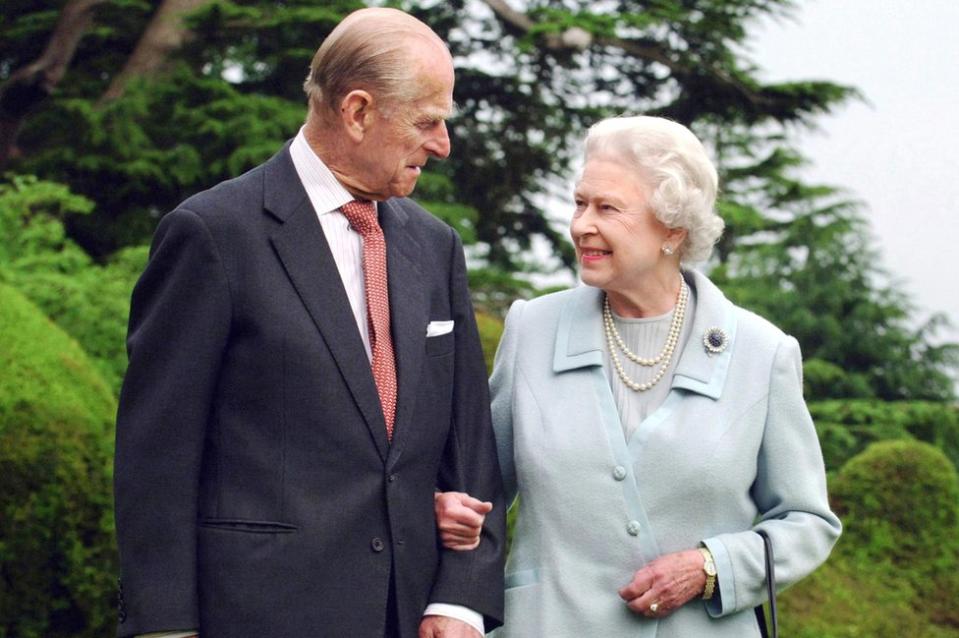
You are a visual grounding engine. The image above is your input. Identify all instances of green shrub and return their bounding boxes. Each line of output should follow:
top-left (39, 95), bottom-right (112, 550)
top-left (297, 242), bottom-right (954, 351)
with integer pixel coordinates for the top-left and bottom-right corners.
top-left (831, 439), bottom-right (958, 564)
top-left (0, 284), bottom-right (118, 638)
top-left (779, 557), bottom-right (953, 638)
top-left (782, 440), bottom-right (959, 636)
top-left (810, 399), bottom-right (959, 472)
top-left (803, 357), bottom-right (874, 400)
top-left (0, 175), bottom-right (146, 393)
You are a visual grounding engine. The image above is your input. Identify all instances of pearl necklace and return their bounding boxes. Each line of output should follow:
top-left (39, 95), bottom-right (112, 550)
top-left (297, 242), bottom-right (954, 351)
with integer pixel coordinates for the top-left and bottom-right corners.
top-left (603, 278), bottom-right (689, 392)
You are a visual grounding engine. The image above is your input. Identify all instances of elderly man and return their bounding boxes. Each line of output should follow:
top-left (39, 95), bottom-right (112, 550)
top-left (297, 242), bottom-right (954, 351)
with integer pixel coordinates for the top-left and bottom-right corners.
top-left (113, 8), bottom-right (505, 638)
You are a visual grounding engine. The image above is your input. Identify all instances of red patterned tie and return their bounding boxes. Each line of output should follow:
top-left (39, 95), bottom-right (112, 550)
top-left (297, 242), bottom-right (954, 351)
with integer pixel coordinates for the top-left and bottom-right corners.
top-left (341, 200), bottom-right (397, 440)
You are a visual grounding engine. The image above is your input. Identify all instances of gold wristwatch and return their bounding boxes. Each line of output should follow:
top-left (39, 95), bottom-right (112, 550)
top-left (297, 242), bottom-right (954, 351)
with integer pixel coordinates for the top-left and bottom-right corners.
top-left (699, 546), bottom-right (717, 600)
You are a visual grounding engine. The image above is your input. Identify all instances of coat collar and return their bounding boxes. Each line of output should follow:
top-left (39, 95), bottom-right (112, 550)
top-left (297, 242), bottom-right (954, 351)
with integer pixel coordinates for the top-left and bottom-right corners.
top-left (552, 269), bottom-right (737, 399)
top-left (263, 140), bottom-right (307, 222)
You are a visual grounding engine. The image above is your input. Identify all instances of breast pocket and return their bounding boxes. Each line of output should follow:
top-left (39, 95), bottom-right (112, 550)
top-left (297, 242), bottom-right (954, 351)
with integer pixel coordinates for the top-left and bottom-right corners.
top-left (426, 332), bottom-right (454, 357)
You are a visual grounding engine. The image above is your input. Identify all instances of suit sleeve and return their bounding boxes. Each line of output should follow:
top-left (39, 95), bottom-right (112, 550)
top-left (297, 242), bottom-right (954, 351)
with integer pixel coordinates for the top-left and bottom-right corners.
top-left (114, 208), bottom-right (232, 637)
top-left (702, 336), bottom-right (842, 616)
top-left (428, 228), bottom-right (507, 630)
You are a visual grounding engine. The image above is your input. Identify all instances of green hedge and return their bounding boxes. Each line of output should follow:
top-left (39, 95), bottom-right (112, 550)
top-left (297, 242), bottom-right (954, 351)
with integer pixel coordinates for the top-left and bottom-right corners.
top-left (781, 439), bottom-right (959, 637)
top-left (0, 175), bottom-right (146, 393)
top-left (810, 399), bottom-right (959, 473)
top-left (0, 283), bottom-right (118, 638)
top-left (831, 439), bottom-right (959, 564)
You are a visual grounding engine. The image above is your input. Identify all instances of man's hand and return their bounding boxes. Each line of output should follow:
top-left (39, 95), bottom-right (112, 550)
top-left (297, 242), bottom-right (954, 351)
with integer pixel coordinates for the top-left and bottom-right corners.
top-left (433, 491), bottom-right (491, 551)
top-left (419, 615), bottom-right (482, 638)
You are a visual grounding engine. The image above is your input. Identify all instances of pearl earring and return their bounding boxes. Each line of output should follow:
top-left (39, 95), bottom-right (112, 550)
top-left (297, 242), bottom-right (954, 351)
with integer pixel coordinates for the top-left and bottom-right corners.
top-left (661, 244), bottom-right (674, 256)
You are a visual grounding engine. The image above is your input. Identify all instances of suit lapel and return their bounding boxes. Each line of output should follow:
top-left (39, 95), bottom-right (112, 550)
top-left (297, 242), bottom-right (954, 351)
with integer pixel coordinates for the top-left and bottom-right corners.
top-left (378, 199), bottom-right (427, 466)
top-left (264, 146), bottom-right (390, 461)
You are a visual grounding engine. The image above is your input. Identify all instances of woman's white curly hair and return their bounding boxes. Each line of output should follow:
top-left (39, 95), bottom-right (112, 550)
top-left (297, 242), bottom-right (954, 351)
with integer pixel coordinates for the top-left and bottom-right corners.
top-left (584, 116), bottom-right (724, 263)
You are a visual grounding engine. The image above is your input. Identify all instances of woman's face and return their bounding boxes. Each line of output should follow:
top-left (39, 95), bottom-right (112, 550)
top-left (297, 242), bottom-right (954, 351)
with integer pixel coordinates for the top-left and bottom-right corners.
top-left (570, 157), bottom-right (676, 295)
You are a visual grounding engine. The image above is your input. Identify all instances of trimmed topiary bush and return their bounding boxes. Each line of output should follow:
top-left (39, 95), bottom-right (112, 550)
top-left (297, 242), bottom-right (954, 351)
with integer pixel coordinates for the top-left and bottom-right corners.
top-left (781, 439), bottom-right (959, 637)
top-left (0, 283), bottom-right (118, 637)
top-left (831, 439), bottom-right (958, 563)
top-left (0, 175), bottom-right (146, 393)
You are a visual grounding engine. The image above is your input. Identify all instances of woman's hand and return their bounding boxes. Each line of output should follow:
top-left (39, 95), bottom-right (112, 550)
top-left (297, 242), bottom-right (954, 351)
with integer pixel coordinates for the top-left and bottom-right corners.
top-left (433, 491), bottom-right (492, 550)
top-left (618, 549), bottom-right (707, 618)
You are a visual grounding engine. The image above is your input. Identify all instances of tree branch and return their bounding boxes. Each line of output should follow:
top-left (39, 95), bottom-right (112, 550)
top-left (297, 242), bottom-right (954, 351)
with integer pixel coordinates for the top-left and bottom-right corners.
top-left (0, 0), bottom-right (108, 168)
top-left (100, 0), bottom-right (214, 103)
top-left (479, 0), bottom-right (766, 108)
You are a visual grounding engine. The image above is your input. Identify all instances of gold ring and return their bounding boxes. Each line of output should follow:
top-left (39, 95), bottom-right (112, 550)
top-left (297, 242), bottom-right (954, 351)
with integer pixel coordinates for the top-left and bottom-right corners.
top-left (649, 602), bottom-right (659, 614)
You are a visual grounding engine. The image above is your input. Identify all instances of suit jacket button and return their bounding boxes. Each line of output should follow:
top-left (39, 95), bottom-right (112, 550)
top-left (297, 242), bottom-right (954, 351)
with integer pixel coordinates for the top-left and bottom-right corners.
top-left (626, 520), bottom-right (641, 536)
top-left (371, 537), bottom-right (385, 552)
top-left (612, 465), bottom-right (627, 481)
top-left (117, 578), bottom-right (127, 623)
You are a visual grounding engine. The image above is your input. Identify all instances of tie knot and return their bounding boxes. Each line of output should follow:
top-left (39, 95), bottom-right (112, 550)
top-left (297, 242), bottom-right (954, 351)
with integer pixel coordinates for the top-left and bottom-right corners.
top-left (341, 200), bottom-right (380, 237)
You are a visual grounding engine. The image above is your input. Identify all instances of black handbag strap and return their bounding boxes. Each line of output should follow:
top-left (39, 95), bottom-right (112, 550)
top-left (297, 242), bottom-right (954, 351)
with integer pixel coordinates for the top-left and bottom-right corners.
top-left (753, 529), bottom-right (778, 638)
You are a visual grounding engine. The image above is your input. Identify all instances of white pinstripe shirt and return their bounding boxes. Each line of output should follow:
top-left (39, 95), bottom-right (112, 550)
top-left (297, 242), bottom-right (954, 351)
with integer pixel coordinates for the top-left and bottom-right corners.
top-left (290, 128), bottom-right (374, 361)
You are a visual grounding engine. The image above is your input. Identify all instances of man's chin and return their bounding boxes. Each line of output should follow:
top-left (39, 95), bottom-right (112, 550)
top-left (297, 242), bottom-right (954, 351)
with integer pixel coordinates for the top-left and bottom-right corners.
top-left (391, 182), bottom-right (419, 199)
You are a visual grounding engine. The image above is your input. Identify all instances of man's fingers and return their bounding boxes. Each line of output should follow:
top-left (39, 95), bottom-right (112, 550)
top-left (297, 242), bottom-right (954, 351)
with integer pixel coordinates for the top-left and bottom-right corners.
top-left (439, 521), bottom-right (481, 536)
top-left (442, 537), bottom-right (481, 551)
top-left (442, 508), bottom-right (485, 529)
top-left (459, 495), bottom-right (493, 514)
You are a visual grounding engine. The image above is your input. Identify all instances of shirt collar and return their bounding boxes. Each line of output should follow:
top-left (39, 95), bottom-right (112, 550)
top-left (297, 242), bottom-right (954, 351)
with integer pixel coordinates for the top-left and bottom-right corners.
top-left (289, 126), bottom-right (369, 216)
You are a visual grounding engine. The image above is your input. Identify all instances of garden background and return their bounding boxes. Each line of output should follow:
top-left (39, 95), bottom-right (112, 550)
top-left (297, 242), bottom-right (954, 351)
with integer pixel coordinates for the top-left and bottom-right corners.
top-left (1, 1), bottom-right (958, 636)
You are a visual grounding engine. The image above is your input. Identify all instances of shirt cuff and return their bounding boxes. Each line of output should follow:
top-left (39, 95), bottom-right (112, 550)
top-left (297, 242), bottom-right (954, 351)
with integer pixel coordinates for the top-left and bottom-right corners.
top-left (423, 603), bottom-right (485, 635)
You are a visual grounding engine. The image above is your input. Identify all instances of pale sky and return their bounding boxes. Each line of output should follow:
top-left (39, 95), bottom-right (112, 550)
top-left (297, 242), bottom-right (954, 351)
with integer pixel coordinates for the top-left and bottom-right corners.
top-left (750, 0), bottom-right (959, 340)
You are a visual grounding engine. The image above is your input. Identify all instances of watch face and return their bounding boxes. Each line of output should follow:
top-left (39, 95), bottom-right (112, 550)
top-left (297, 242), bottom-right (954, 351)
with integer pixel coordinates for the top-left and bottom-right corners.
top-left (705, 563), bottom-right (717, 576)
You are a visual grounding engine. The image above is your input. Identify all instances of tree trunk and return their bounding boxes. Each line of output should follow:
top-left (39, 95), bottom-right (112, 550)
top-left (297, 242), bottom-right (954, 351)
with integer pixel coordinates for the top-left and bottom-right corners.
top-left (0, 0), bottom-right (107, 168)
top-left (100, 0), bottom-right (215, 103)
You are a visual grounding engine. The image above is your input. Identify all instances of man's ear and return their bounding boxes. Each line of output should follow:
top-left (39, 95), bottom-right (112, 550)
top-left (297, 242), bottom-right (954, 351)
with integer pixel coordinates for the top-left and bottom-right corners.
top-left (339, 89), bottom-right (375, 142)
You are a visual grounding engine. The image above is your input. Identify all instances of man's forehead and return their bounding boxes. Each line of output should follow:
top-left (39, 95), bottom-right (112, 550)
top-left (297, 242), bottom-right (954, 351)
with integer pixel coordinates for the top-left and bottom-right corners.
top-left (423, 101), bottom-right (456, 119)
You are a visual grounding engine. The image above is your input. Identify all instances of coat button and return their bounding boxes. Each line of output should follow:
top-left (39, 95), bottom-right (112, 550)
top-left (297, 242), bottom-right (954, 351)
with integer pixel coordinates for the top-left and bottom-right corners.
top-left (626, 520), bottom-right (641, 536)
top-left (371, 537), bottom-right (385, 552)
top-left (388, 473), bottom-right (397, 482)
top-left (612, 465), bottom-right (627, 481)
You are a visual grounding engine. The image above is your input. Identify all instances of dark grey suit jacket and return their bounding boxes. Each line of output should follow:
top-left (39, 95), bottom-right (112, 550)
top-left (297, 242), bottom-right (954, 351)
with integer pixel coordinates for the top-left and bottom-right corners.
top-left (114, 143), bottom-right (506, 637)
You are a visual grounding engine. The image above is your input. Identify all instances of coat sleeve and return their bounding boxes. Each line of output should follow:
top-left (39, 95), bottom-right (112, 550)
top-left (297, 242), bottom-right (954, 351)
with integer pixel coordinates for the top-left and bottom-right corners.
top-left (114, 208), bottom-right (232, 636)
top-left (428, 228), bottom-right (507, 630)
top-left (702, 336), bottom-right (842, 617)
top-left (488, 298), bottom-right (527, 505)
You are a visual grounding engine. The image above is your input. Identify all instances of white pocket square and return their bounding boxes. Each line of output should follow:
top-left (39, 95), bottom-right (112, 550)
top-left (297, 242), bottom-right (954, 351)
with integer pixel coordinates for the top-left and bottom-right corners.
top-left (426, 320), bottom-right (454, 337)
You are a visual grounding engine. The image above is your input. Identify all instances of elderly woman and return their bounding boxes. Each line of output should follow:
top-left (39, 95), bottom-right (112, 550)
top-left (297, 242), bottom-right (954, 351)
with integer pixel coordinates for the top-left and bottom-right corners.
top-left (435, 115), bottom-right (840, 636)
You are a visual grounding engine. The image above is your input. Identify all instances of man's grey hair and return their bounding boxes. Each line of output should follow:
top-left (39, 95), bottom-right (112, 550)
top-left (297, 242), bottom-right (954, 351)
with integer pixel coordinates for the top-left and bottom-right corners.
top-left (584, 116), bottom-right (724, 263)
top-left (303, 8), bottom-right (446, 118)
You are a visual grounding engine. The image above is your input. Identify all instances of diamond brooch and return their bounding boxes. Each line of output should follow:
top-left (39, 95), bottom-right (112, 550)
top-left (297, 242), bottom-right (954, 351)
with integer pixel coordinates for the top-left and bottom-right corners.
top-left (703, 327), bottom-right (728, 355)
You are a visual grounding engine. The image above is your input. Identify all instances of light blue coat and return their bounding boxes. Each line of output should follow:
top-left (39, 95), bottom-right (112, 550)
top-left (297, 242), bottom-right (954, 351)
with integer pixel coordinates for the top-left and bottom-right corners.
top-left (489, 269), bottom-right (841, 638)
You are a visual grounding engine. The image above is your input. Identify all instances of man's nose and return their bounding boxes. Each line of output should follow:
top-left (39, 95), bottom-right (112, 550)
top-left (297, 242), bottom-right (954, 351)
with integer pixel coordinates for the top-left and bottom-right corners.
top-left (425, 122), bottom-right (451, 159)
